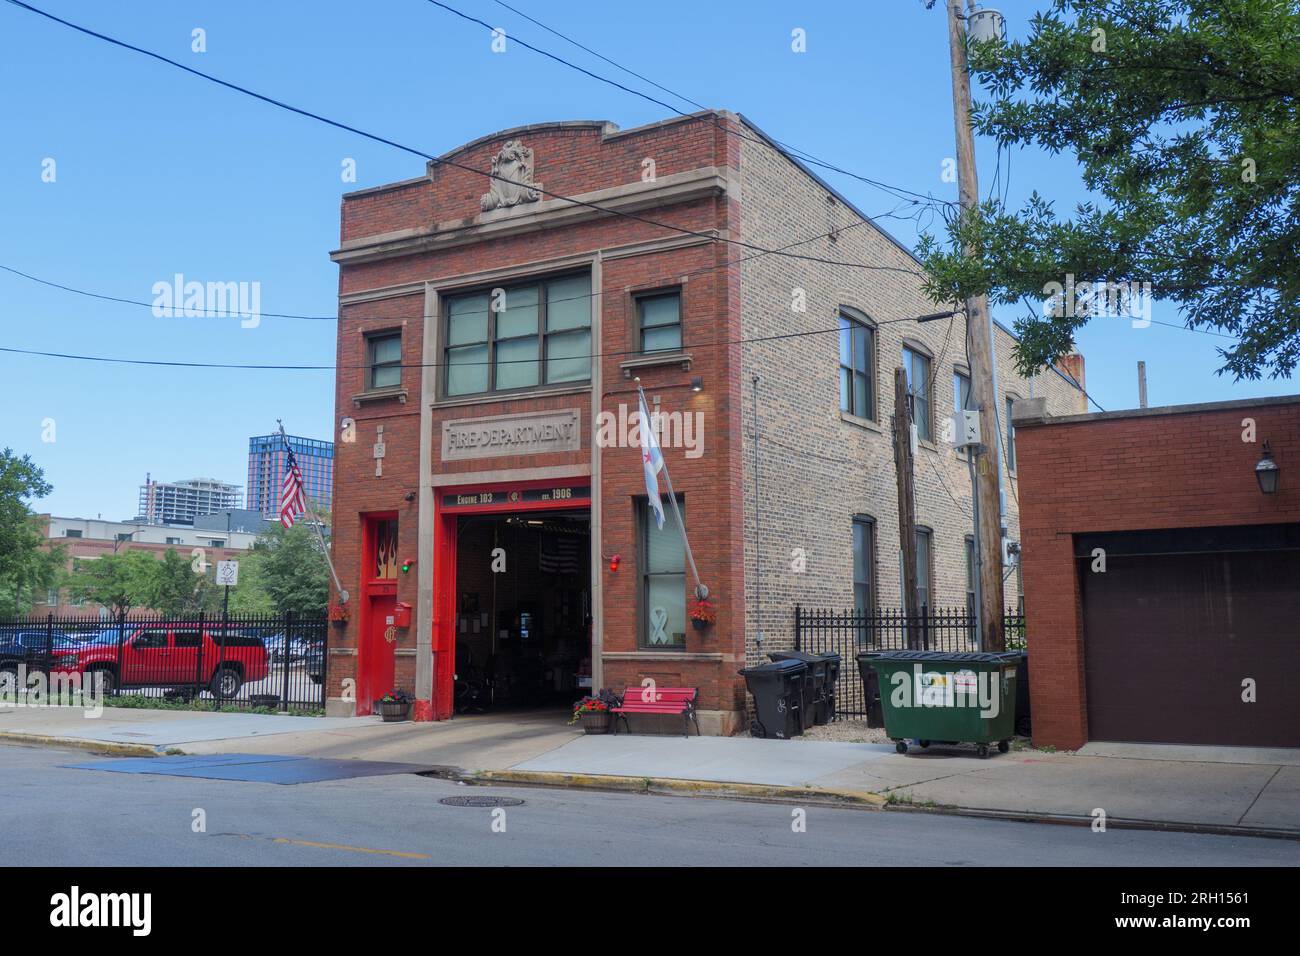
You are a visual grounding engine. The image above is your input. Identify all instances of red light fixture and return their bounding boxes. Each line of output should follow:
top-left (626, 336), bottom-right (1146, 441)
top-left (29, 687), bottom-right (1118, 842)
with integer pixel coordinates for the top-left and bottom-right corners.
top-left (608, 553), bottom-right (621, 572)
top-left (400, 557), bottom-right (416, 573)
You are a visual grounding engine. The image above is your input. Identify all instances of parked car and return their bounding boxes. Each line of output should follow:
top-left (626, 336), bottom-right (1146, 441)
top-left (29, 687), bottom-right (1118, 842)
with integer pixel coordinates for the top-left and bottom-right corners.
top-left (50, 626), bottom-right (269, 698)
top-left (0, 630), bottom-right (80, 667)
top-left (262, 633), bottom-right (314, 664)
top-left (305, 642), bottom-right (324, 685)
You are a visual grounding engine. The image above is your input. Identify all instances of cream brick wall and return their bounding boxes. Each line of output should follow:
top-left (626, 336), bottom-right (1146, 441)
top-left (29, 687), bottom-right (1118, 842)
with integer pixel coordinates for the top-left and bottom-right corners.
top-left (735, 119), bottom-right (1083, 664)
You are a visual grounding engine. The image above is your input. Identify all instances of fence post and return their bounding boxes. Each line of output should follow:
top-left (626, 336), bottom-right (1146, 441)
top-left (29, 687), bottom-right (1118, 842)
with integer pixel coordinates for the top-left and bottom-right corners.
top-left (793, 604), bottom-right (801, 652)
top-left (194, 610), bottom-right (206, 702)
top-left (43, 612), bottom-right (54, 687)
top-left (114, 608), bottom-right (125, 700)
top-left (319, 618), bottom-right (327, 712)
top-left (282, 610), bottom-right (294, 712)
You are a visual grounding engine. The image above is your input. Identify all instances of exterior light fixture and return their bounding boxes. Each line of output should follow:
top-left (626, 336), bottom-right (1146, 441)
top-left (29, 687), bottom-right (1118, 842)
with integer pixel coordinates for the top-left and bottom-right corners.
top-left (608, 553), bottom-right (621, 573)
top-left (1255, 442), bottom-right (1280, 494)
top-left (691, 376), bottom-right (704, 392)
top-left (400, 557), bottom-right (416, 573)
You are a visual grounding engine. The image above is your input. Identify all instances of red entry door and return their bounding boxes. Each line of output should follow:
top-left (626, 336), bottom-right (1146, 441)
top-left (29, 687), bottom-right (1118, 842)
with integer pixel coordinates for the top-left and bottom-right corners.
top-left (361, 593), bottom-right (397, 714)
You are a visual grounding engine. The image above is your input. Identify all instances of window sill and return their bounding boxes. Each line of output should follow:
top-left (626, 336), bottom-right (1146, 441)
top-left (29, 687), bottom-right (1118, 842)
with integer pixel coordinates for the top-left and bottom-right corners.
top-left (352, 387), bottom-right (408, 408)
top-left (602, 650), bottom-right (723, 662)
top-left (620, 351), bottom-right (693, 378)
top-left (431, 382), bottom-right (591, 410)
top-left (839, 411), bottom-right (882, 434)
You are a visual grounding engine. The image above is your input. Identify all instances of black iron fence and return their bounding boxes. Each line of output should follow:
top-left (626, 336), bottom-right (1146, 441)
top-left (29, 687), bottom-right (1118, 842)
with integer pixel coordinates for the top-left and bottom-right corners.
top-left (794, 605), bottom-right (1026, 719)
top-left (0, 611), bottom-right (327, 713)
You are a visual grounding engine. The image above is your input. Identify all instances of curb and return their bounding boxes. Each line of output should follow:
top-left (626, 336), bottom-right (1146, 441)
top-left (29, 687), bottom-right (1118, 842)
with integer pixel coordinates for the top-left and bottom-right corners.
top-left (883, 802), bottom-right (1300, 842)
top-left (466, 769), bottom-right (888, 808)
top-left (0, 732), bottom-right (163, 758)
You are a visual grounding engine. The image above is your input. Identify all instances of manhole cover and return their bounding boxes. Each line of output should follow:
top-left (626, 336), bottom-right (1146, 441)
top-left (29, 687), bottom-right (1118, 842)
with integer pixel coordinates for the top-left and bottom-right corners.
top-left (439, 795), bottom-right (524, 808)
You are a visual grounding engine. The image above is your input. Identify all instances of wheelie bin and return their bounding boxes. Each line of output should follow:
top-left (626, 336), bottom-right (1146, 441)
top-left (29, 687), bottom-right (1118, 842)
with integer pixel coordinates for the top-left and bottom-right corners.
top-left (739, 659), bottom-right (807, 739)
top-left (767, 650), bottom-right (832, 728)
top-left (855, 652), bottom-right (885, 727)
top-left (819, 652), bottom-right (842, 723)
top-left (865, 650), bottom-right (1020, 757)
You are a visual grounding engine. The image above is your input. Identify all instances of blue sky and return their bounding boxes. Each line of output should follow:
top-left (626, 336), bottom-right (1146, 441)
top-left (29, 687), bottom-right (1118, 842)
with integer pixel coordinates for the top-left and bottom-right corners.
top-left (1, 0), bottom-right (1290, 519)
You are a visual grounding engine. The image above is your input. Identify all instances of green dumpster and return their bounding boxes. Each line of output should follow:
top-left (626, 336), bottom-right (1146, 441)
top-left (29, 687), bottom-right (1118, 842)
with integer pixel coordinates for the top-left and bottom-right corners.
top-left (865, 650), bottom-right (1022, 758)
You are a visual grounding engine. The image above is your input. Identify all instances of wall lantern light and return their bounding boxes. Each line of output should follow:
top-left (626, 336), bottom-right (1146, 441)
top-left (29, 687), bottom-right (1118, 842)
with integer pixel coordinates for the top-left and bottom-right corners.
top-left (608, 553), bottom-right (621, 573)
top-left (1255, 442), bottom-right (1280, 494)
top-left (400, 556), bottom-right (416, 573)
top-left (691, 376), bottom-right (704, 393)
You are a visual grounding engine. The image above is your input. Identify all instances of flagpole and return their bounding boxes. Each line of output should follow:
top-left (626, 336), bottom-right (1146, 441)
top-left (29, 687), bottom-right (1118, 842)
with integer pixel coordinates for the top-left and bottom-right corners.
top-left (277, 421), bottom-right (348, 603)
top-left (634, 382), bottom-right (706, 600)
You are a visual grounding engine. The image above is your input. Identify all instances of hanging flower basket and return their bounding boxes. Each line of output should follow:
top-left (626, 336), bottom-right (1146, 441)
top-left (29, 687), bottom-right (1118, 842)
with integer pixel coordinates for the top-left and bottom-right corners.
top-left (328, 600), bottom-right (350, 627)
top-left (689, 597), bottom-right (716, 631)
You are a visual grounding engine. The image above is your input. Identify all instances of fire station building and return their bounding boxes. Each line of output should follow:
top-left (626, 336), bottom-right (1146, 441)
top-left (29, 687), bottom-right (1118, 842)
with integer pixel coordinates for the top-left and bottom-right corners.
top-left (325, 111), bottom-right (1085, 732)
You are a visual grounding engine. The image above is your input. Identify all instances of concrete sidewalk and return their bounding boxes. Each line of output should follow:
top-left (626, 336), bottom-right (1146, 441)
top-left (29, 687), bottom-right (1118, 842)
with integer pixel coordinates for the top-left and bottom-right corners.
top-left (0, 704), bottom-right (580, 770)
top-left (508, 735), bottom-right (1300, 834)
top-left (3, 704), bottom-right (1296, 836)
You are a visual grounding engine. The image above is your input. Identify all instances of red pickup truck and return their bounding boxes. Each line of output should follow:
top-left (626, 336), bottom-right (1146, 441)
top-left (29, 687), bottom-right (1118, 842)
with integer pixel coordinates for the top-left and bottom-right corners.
top-left (52, 626), bottom-right (269, 698)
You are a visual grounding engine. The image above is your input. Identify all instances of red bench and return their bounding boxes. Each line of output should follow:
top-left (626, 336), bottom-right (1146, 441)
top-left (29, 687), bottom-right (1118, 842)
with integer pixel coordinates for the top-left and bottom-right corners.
top-left (612, 686), bottom-right (700, 737)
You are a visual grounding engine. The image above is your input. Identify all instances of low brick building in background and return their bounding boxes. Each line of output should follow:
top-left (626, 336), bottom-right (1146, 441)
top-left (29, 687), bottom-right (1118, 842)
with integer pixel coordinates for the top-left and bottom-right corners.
top-left (326, 110), bottom-right (1086, 732)
top-left (1013, 394), bottom-right (1300, 750)
top-left (34, 515), bottom-right (257, 616)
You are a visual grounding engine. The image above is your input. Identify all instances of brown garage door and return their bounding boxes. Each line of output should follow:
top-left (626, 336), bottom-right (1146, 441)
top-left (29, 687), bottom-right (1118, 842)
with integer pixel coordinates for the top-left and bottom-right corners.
top-left (1080, 544), bottom-right (1300, 747)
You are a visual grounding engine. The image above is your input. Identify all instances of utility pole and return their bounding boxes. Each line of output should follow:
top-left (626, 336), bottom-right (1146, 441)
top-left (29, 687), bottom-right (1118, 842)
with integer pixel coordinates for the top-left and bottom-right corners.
top-left (892, 368), bottom-right (921, 649)
top-left (946, 0), bottom-right (1006, 650)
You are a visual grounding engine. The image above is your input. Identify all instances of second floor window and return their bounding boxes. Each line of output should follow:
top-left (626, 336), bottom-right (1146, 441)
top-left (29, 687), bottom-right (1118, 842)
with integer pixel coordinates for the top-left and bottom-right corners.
top-left (637, 290), bottom-right (682, 354)
top-left (903, 346), bottom-right (933, 442)
top-left (444, 273), bottom-right (592, 396)
top-left (367, 333), bottom-right (402, 390)
top-left (839, 314), bottom-right (875, 420)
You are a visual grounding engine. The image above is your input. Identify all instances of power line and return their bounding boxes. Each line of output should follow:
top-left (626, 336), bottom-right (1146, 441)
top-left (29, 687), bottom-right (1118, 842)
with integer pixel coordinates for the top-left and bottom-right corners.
top-left (0, 201), bottom-right (928, 323)
top-left (2, 0), bottom-right (926, 279)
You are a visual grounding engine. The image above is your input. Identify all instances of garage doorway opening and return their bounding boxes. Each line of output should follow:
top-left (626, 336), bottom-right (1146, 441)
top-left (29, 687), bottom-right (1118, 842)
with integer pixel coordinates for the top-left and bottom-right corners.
top-left (453, 510), bottom-right (592, 713)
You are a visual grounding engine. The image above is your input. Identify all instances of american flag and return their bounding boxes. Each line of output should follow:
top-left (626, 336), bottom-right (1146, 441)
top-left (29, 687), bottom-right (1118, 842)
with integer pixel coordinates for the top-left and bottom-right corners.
top-left (279, 448), bottom-right (307, 528)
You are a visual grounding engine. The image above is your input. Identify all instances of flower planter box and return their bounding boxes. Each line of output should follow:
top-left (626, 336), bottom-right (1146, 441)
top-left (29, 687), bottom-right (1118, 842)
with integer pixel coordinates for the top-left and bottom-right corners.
top-left (579, 711), bottom-right (612, 735)
top-left (378, 699), bottom-right (411, 722)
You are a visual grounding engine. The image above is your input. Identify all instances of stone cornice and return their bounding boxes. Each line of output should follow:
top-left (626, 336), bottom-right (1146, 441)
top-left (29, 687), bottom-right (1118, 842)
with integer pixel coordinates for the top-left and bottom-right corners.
top-left (331, 166), bottom-right (730, 266)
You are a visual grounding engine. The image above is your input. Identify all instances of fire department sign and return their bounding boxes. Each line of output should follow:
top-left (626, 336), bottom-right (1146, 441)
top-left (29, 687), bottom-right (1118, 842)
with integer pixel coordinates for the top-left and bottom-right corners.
top-left (441, 408), bottom-right (581, 462)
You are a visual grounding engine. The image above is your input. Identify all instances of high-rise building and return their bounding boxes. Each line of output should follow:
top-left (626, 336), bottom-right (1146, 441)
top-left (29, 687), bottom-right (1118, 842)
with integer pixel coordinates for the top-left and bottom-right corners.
top-left (246, 434), bottom-right (334, 518)
top-left (137, 476), bottom-right (241, 526)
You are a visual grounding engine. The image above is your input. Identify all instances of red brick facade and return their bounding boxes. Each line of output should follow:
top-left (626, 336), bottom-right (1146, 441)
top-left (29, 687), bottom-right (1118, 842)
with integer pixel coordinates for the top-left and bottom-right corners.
top-left (1014, 395), bottom-right (1300, 749)
top-left (328, 115), bottom-right (749, 730)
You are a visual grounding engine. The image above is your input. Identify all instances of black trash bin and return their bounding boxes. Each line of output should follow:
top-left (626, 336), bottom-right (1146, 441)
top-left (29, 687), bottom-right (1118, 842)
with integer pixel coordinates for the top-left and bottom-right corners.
top-left (769, 650), bottom-right (841, 725)
top-left (856, 652), bottom-right (885, 728)
top-left (820, 652), bottom-right (842, 723)
top-left (740, 659), bottom-right (807, 739)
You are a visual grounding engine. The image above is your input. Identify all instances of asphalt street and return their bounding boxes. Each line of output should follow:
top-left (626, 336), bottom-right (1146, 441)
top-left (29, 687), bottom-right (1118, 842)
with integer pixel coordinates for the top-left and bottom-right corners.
top-left (3, 743), bottom-right (1298, 866)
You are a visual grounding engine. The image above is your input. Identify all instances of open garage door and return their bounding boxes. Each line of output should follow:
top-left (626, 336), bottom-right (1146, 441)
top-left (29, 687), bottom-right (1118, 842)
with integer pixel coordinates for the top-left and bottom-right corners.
top-left (1079, 527), bottom-right (1300, 747)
